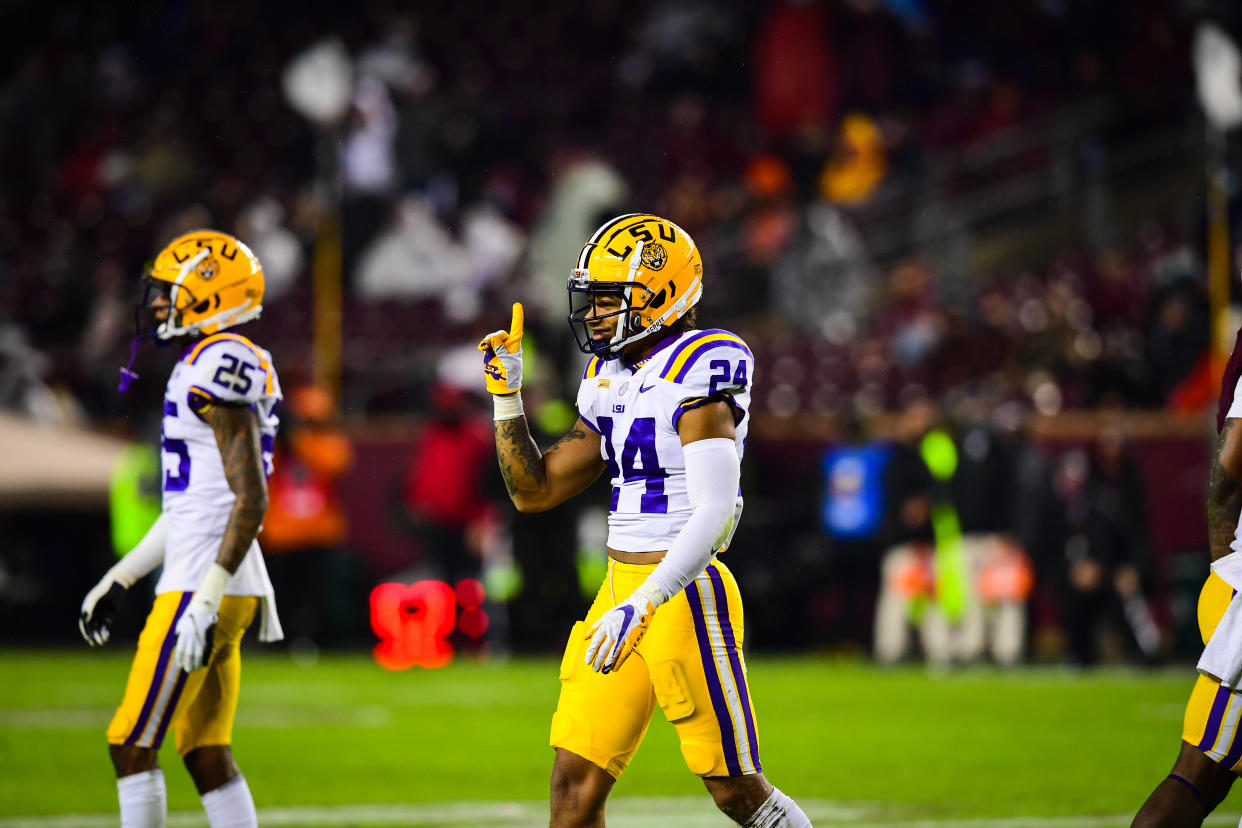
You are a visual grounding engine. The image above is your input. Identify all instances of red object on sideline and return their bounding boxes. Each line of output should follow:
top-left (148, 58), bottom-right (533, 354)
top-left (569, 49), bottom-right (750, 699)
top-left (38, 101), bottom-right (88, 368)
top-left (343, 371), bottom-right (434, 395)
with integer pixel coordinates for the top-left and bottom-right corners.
top-left (401, 418), bottom-right (493, 527)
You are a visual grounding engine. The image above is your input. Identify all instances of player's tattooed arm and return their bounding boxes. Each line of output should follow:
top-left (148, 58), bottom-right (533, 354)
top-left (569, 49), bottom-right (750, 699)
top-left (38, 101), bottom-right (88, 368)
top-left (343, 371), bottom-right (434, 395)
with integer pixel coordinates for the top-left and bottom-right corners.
top-left (1208, 418), bottom-right (1242, 561)
top-left (493, 416), bottom-right (603, 512)
top-left (205, 403), bottom-right (269, 573)
top-left (543, 424), bottom-right (591, 458)
top-left (494, 416), bottom-right (544, 496)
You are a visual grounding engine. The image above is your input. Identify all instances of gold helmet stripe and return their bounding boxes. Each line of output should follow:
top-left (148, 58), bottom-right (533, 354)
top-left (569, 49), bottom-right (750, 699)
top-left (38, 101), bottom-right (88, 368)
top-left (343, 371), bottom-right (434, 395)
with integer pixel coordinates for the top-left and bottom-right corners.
top-left (576, 243), bottom-right (596, 270)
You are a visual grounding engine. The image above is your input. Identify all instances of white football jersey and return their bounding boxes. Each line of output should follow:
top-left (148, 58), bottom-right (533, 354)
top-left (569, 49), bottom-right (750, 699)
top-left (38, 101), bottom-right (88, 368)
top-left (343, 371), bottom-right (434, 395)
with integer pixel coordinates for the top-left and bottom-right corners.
top-left (155, 331), bottom-right (281, 597)
top-left (1213, 373), bottom-right (1242, 589)
top-left (575, 328), bottom-right (752, 552)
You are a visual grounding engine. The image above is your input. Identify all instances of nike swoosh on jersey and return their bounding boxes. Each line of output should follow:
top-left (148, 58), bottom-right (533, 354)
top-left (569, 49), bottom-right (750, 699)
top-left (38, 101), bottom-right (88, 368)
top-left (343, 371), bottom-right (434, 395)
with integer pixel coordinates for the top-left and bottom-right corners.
top-left (638, 383), bottom-right (656, 393)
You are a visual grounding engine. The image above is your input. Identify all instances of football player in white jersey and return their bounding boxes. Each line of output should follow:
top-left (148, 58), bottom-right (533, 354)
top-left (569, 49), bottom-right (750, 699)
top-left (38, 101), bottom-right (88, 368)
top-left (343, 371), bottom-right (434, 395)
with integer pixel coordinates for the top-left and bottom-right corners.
top-left (1134, 341), bottom-right (1242, 826)
top-left (78, 230), bottom-right (283, 828)
top-left (480, 214), bottom-right (812, 827)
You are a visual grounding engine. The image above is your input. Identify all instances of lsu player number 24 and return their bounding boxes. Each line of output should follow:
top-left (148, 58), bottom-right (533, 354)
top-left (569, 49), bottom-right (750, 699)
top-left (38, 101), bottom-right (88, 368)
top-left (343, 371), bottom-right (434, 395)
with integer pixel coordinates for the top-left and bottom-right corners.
top-left (479, 214), bottom-right (812, 827)
top-left (78, 230), bottom-right (282, 828)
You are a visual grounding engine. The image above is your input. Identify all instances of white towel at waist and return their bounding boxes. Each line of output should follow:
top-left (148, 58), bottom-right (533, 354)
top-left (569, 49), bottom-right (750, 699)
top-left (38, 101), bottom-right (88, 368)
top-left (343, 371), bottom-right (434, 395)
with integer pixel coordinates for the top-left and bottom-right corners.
top-left (257, 593), bottom-right (284, 643)
top-left (1214, 550), bottom-right (1242, 591)
top-left (1199, 585), bottom-right (1242, 689)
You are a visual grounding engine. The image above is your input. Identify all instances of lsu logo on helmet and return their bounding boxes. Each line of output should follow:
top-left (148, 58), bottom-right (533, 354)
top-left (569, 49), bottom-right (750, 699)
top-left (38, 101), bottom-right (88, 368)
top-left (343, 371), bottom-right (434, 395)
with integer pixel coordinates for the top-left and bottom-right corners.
top-left (640, 242), bottom-right (667, 271)
top-left (194, 256), bottom-right (219, 281)
top-left (145, 230), bottom-right (265, 339)
top-left (568, 214), bottom-right (703, 360)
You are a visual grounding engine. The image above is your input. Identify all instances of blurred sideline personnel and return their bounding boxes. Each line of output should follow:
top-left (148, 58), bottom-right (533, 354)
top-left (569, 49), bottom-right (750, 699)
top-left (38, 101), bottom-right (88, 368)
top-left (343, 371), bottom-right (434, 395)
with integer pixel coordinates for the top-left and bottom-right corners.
top-left (1134, 329), bottom-right (1242, 825)
top-left (79, 231), bottom-right (283, 828)
top-left (947, 412), bottom-right (1035, 667)
top-left (874, 402), bottom-right (1033, 668)
top-left (261, 384), bottom-right (352, 648)
top-left (397, 381), bottom-right (495, 586)
top-left (480, 214), bottom-right (812, 827)
top-left (1059, 430), bottom-right (1157, 666)
top-left (871, 398), bottom-right (938, 663)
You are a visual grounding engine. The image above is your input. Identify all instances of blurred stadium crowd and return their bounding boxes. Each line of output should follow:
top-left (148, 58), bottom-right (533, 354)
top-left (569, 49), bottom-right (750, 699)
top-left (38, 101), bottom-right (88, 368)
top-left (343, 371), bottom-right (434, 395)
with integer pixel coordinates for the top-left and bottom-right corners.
top-left (0, 0), bottom-right (1227, 662)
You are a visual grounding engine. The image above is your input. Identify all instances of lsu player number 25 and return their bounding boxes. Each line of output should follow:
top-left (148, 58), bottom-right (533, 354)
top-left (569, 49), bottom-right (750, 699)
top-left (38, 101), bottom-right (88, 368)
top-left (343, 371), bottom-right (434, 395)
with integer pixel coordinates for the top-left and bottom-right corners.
top-left (479, 214), bottom-right (812, 827)
top-left (78, 230), bottom-right (282, 828)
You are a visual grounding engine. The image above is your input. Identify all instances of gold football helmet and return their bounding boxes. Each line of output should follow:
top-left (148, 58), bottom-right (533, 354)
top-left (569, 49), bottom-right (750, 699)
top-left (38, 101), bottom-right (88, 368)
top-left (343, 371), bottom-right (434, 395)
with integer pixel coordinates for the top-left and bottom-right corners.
top-left (568, 213), bottom-right (703, 359)
top-left (145, 230), bottom-right (265, 340)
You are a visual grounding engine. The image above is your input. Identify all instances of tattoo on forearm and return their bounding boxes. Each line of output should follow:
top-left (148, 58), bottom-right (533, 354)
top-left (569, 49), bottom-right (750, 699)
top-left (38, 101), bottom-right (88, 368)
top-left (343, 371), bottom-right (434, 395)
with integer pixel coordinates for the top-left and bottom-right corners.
top-left (493, 417), bottom-right (545, 496)
top-left (1208, 419), bottom-right (1242, 561)
top-left (206, 404), bottom-right (268, 572)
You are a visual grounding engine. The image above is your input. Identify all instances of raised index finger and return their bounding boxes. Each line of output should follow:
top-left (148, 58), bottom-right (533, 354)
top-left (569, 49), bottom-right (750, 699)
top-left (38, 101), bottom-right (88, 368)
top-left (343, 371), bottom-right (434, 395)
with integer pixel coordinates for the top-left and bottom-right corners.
top-left (508, 302), bottom-right (524, 342)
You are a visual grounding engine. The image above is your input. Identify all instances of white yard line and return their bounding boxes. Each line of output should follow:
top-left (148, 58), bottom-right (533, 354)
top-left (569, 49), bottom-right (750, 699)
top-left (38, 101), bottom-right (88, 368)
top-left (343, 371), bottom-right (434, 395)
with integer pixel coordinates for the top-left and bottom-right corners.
top-left (0, 705), bottom-right (393, 730)
top-left (0, 800), bottom-right (1237, 828)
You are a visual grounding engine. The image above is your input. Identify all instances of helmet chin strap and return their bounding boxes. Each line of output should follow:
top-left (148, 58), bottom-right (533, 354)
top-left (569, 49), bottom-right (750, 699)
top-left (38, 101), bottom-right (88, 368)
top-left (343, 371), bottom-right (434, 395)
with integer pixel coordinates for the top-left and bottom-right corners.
top-left (117, 336), bottom-right (141, 393)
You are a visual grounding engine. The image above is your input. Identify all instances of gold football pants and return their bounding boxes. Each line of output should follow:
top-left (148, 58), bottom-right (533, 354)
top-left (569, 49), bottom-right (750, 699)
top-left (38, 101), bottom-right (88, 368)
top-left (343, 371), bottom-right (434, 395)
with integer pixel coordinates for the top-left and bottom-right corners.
top-left (551, 558), bottom-right (762, 779)
top-left (108, 591), bottom-right (258, 755)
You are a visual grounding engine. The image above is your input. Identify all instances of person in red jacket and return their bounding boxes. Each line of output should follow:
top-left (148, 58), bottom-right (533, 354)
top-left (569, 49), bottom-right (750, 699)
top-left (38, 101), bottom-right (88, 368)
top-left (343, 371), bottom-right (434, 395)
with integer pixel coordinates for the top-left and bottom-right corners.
top-left (397, 382), bottom-right (495, 586)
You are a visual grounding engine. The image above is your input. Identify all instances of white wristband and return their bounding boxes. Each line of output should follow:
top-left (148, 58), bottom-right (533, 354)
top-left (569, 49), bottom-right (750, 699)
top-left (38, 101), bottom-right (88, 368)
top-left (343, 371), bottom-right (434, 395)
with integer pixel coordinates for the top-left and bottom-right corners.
top-left (493, 391), bottom-right (524, 420)
top-left (634, 580), bottom-right (667, 609)
top-left (192, 563), bottom-right (232, 612)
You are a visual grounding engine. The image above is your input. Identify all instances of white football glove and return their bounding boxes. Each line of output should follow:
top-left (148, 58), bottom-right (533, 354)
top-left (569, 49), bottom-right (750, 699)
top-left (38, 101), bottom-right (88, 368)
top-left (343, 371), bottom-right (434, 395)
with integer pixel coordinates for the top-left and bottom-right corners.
top-left (477, 302), bottom-right (524, 395)
top-left (172, 600), bottom-right (218, 673)
top-left (171, 563), bottom-right (230, 673)
top-left (584, 585), bottom-right (662, 674)
top-left (79, 574), bottom-right (128, 646)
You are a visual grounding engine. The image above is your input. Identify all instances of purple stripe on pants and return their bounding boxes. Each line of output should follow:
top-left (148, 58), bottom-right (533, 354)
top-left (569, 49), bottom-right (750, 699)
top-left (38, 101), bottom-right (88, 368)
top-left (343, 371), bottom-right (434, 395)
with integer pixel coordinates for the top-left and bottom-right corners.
top-left (125, 593), bottom-right (192, 746)
top-left (1199, 683), bottom-right (1233, 753)
top-left (686, 579), bottom-right (742, 777)
top-left (149, 670), bottom-right (190, 750)
top-left (706, 564), bottom-right (761, 773)
top-left (1219, 691), bottom-right (1242, 770)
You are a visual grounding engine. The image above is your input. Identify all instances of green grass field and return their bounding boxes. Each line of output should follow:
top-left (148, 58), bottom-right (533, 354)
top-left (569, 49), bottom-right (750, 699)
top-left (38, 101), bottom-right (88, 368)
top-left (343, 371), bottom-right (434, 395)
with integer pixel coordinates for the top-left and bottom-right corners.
top-left (0, 649), bottom-right (1238, 826)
